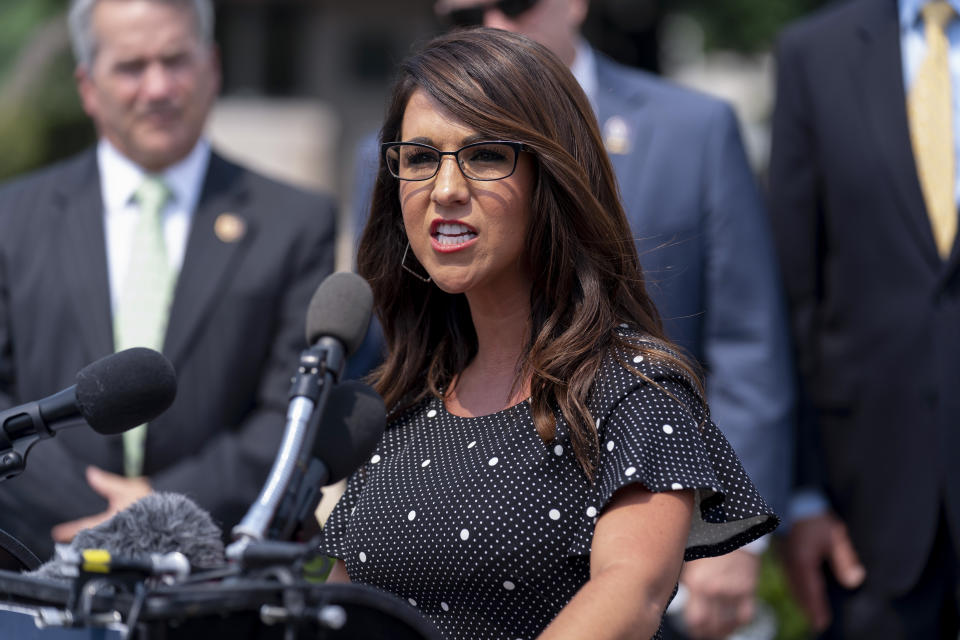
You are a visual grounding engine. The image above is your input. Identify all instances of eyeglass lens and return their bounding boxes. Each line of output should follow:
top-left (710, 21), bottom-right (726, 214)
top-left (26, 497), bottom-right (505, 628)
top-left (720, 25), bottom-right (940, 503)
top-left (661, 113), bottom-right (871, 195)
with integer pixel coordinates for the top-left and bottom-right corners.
top-left (445, 0), bottom-right (540, 27)
top-left (386, 143), bottom-right (518, 181)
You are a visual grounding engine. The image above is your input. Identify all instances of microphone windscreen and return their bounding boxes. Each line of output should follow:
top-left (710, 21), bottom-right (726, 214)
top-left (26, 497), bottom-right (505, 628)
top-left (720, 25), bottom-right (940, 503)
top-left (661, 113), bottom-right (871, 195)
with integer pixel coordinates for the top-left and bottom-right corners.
top-left (314, 380), bottom-right (386, 483)
top-left (305, 272), bottom-right (373, 356)
top-left (75, 347), bottom-right (177, 435)
top-left (29, 492), bottom-right (225, 581)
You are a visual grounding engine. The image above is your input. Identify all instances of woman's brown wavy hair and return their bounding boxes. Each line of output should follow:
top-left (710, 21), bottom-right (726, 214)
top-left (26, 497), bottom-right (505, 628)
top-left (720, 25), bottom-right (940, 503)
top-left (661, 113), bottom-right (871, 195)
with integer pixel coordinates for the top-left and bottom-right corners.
top-left (357, 28), bottom-right (699, 480)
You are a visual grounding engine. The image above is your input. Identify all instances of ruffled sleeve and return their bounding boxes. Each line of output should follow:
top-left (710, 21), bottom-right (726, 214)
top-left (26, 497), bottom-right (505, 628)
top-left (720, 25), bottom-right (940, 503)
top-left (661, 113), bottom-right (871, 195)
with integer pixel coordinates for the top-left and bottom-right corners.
top-left (569, 336), bottom-right (778, 558)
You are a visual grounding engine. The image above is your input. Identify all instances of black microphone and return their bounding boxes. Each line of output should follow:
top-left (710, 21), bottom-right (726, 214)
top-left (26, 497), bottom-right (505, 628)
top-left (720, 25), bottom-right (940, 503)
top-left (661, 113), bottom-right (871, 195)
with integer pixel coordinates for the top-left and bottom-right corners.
top-left (304, 270), bottom-right (375, 382)
top-left (271, 380), bottom-right (385, 540)
top-left (231, 273), bottom-right (373, 545)
top-left (232, 381), bottom-right (385, 565)
top-left (29, 492), bottom-right (225, 582)
top-left (0, 348), bottom-right (177, 481)
top-left (308, 379), bottom-right (386, 485)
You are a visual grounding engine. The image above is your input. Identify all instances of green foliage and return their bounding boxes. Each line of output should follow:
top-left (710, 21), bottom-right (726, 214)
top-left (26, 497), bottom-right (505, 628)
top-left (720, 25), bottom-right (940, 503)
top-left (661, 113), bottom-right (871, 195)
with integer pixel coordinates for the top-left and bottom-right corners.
top-left (0, 0), bottom-right (68, 84)
top-left (675, 0), bottom-right (830, 53)
top-left (757, 550), bottom-right (812, 640)
top-left (0, 59), bottom-right (93, 182)
top-left (303, 555), bottom-right (335, 583)
top-left (0, 2), bottom-right (93, 183)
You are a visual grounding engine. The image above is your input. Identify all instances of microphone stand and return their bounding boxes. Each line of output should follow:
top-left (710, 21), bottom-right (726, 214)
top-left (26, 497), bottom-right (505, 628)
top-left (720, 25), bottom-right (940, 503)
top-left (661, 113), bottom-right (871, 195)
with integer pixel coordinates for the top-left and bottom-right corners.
top-left (0, 401), bottom-right (80, 566)
top-left (228, 336), bottom-right (346, 557)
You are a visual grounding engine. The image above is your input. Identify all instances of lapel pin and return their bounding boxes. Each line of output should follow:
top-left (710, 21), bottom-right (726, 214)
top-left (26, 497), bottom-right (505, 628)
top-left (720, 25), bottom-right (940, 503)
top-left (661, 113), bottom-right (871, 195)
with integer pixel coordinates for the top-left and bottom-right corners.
top-left (214, 212), bottom-right (246, 243)
top-left (603, 116), bottom-right (631, 155)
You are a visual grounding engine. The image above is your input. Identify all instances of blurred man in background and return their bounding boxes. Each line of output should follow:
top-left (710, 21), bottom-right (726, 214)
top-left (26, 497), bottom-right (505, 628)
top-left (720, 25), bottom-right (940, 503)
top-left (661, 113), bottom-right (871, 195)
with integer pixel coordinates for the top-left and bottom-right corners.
top-left (770, 0), bottom-right (960, 636)
top-left (0, 0), bottom-right (335, 559)
top-left (351, 1), bottom-right (795, 637)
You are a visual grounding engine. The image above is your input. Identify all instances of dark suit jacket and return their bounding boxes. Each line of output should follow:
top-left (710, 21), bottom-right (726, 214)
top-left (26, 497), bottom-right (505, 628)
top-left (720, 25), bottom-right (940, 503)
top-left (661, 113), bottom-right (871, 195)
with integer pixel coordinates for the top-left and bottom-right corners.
top-left (769, 0), bottom-right (960, 595)
top-left (348, 52), bottom-right (795, 517)
top-left (0, 148), bottom-right (336, 559)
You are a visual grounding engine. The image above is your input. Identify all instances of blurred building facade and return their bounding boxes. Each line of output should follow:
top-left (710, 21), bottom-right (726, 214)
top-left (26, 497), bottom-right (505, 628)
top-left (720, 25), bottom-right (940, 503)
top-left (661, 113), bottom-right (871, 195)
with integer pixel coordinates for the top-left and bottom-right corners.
top-left (1, 0), bottom-right (825, 266)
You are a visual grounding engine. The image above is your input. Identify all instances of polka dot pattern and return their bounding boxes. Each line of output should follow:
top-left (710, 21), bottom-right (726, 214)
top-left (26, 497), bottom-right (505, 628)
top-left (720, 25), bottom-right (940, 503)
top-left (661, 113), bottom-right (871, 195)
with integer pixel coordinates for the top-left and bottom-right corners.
top-left (318, 330), bottom-right (777, 640)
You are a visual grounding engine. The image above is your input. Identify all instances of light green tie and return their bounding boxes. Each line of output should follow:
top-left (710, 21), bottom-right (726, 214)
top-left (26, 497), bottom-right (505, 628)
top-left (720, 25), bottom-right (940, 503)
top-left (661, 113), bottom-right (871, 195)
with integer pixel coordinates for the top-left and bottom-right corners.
top-left (114, 175), bottom-right (176, 477)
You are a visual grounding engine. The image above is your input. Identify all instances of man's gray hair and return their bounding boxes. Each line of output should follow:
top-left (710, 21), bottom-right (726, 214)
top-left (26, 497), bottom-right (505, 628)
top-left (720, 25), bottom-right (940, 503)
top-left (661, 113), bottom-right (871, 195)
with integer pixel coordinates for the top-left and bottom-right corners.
top-left (68, 0), bottom-right (215, 69)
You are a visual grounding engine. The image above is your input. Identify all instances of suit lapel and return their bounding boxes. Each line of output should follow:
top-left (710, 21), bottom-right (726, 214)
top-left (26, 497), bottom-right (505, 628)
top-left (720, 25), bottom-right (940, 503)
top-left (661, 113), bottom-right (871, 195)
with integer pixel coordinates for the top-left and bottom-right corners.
top-left (162, 153), bottom-right (256, 366)
top-left (855, 0), bottom-right (942, 269)
top-left (593, 56), bottom-right (655, 208)
top-left (54, 151), bottom-right (114, 362)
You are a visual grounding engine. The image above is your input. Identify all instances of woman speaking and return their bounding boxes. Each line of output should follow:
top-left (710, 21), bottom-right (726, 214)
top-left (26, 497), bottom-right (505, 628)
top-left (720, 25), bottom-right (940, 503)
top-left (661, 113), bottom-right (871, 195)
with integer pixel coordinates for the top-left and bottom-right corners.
top-left (319, 28), bottom-right (777, 640)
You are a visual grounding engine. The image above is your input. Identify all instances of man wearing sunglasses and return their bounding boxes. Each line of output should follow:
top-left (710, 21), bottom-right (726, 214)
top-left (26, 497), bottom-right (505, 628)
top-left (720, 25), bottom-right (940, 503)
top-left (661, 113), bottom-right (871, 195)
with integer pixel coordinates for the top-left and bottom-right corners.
top-left (439, 0), bottom-right (582, 65)
top-left (349, 3), bottom-right (794, 638)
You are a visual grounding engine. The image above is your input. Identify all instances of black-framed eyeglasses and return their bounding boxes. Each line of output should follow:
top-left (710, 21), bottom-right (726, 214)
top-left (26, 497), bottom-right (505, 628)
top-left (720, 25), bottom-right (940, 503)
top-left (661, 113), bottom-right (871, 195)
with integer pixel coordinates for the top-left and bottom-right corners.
top-left (440, 0), bottom-right (541, 28)
top-left (382, 141), bottom-right (527, 181)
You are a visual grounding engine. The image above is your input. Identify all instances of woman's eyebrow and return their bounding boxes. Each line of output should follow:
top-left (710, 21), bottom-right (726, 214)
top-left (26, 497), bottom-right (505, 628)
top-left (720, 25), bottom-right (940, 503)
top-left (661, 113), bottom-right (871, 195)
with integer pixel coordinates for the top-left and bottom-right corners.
top-left (400, 134), bottom-right (490, 147)
top-left (460, 133), bottom-right (489, 145)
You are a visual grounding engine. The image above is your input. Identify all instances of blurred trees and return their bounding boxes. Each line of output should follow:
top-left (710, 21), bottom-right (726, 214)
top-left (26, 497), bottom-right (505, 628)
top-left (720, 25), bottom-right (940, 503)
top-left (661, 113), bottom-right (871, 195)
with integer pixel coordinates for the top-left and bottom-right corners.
top-left (0, 0), bottom-right (93, 182)
top-left (0, 0), bottom-right (834, 180)
top-left (678, 0), bottom-right (830, 53)
top-left (586, 0), bottom-right (831, 72)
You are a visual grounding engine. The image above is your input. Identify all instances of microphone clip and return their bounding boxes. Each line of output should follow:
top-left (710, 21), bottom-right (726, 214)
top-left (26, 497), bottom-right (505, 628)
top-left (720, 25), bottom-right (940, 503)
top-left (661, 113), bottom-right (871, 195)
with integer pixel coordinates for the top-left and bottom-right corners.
top-left (0, 403), bottom-right (47, 481)
top-left (287, 336), bottom-right (347, 403)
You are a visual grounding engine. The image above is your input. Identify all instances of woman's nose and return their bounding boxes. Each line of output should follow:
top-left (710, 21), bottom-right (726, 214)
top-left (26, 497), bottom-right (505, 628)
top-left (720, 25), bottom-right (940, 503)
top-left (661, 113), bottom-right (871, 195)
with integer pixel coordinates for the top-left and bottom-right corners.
top-left (430, 156), bottom-right (470, 205)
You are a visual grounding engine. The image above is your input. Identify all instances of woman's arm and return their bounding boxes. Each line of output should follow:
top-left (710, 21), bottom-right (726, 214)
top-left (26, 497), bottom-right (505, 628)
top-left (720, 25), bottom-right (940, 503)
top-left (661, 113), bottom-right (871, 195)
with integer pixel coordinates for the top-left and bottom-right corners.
top-left (327, 558), bottom-right (351, 583)
top-left (538, 484), bottom-right (694, 640)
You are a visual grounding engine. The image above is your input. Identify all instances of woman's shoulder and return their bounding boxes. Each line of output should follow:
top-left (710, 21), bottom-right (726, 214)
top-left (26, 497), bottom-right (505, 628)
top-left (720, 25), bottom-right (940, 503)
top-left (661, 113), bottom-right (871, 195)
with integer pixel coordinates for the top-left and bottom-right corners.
top-left (590, 325), bottom-right (704, 418)
top-left (597, 325), bottom-right (699, 388)
top-left (385, 394), bottom-right (433, 430)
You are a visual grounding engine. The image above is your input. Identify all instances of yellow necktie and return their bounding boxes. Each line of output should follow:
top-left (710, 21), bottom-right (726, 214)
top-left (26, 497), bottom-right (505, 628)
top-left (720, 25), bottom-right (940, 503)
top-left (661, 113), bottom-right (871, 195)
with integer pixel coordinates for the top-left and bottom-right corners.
top-left (908, 1), bottom-right (958, 259)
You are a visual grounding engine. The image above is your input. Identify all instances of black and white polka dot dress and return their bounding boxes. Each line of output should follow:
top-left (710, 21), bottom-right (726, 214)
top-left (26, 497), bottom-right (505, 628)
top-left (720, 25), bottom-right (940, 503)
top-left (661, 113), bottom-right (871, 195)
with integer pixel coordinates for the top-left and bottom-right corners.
top-left (318, 332), bottom-right (778, 640)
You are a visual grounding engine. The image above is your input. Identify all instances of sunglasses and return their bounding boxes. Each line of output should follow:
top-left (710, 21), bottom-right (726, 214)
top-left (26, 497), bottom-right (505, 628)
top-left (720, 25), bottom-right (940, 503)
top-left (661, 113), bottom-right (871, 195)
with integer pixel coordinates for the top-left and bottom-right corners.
top-left (442, 0), bottom-right (541, 28)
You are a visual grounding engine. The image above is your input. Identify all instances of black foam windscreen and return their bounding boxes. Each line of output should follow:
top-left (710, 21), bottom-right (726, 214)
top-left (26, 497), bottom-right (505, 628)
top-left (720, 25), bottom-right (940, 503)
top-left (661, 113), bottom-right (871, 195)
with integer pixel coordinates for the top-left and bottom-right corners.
top-left (314, 380), bottom-right (386, 483)
top-left (75, 347), bottom-right (177, 435)
top-left (305, 272), bottom-right (374, 356)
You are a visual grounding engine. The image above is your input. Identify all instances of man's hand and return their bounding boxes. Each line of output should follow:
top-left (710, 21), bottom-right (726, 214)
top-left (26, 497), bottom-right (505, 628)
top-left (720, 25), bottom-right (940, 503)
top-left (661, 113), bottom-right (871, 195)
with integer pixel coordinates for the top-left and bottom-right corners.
top-left (680, 549), bottom-right (761, 639)
top-left (51, 466), bottom-right (152, 543)
top-left (782, 513), bottom-right (866, 632)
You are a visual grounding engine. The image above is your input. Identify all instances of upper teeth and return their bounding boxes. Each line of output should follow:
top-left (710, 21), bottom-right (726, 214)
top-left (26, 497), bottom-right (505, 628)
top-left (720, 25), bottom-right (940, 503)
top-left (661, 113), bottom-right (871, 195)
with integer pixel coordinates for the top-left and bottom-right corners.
top-left (437, 223), bottom-right (471, 236)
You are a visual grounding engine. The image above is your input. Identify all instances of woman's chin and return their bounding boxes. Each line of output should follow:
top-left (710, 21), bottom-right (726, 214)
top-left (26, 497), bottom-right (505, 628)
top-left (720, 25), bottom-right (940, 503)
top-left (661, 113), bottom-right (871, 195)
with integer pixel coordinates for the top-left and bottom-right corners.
top-left (423, 266), bottom-right (479, 295)
top-left (429, 276), bottom-right (471, 295)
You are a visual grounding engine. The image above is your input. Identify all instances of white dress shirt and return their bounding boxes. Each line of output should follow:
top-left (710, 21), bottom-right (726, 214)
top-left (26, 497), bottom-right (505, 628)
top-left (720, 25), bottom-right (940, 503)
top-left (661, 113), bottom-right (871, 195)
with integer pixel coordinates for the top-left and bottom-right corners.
top-left (569, 39), bottom-right (598, 112)
top-left (98, 138), bottom-right (210, 315)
